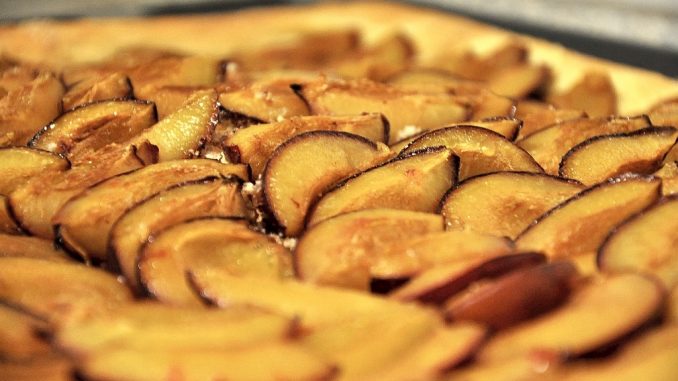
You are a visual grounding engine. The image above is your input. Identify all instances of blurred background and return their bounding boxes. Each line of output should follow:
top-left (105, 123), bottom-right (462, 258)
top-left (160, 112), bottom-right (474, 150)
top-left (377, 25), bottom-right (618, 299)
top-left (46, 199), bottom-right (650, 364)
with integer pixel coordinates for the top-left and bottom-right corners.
top-left (1, 0), bottom-right (676, 76)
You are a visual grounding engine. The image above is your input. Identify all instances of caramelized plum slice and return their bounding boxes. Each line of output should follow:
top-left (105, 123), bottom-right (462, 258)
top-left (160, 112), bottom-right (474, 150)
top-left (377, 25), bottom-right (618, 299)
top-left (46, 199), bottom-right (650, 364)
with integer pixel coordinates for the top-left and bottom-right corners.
top-left (78, 343), bottom-right (336, 381)
top-left (559, 126), bottom-right (678, 185)
top-left (648, 98), bottom-right (678, 128)
top-left (306, 147), bottom-right (456, 227)
top-left (0, 70), bottom-right (64, 145)
top-left (0, 257), bottom-right (132, 322)
top-left (8, 145), bottom-right (144, 238)
top-left (444, 261), bottom-right (579, 330)
top-left (189, 267), bottom-right (439, 327)
top-left (515, 100), bottom-right (586, 139)
top-left (329, 33), bottom-right (414, 81)
top-left (518, 115), bottom-right (650, 174)
top-left (362, 324), bottom-right (487, 381)
top-left (386, 67), bottom-right (468, 90)
top-left (55, 159), bottom-right (248, 262)
top-left (391, 117), bottom-right (523, 148)
top-left (371, 230), bottom-right (514, 279)
top-left (0, 233), bottom-right (70, 261)
top-left (29, 100), bottom-right (157, 160)
top-left (62, 72), bottom-right (133, 111)
top-left (548, 71), bottom-right (617, 117)
top-left (263, 130), bottom-right (390, 236)
top-left (464, 116), bottom-right (523, 141)
top-left (0, 147), bottom-right (69, 195)
top-left (441, 172), bottom-right (584, 239)
top-left (301, 306), bottom-right (439, 380)
top-left (130, 89), bottom-right (218, 162)
top-left (109, 178), bottom-right (247, 293)
top-left (385, 70), bottom-right (515, 120)
top-left (218, 78), bottom-right (310, 123)
top-left (139, 218), bottom-right (292, 306)
top-left (293, 77), bottom-right (469, 143)
top-left (478, 273), bottom-right (664, 361)
top-left (515, 175), bottom-right (661, 259)
top-left (226, 113), bottom-right (389, 177)
top-left (599, 196), bottom-right (678, 289)
top-left (231, 29), bottom-right (360, 71)
top-left (487, 64), bottom-right (549, 99)
top-left (304, 311), bottom-right (483, 381)
top-left (430, 41), bottom-right (528, 82)
top-left (56, 303), bottom-right (294, 355)
top-left (296, 209), bottom-right (443, 290)
top-left (390, 252), bottom-right (546, 304)
top-left (402, 126), bottom-right (542, 180)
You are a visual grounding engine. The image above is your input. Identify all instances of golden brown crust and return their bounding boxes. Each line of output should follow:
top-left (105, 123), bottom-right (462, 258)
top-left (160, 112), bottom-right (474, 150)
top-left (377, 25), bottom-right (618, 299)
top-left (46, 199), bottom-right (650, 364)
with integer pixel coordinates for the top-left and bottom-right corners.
top-left (0, 1), bottom-right (676, 114)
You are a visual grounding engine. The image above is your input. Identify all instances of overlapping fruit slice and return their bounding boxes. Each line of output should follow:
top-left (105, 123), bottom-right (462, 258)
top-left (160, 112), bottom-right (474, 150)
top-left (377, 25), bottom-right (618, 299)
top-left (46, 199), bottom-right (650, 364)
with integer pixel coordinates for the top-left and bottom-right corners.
top-left (486, 64), bottom-right (550, 100)
top-left (128, 88), bottom-right (218, 162)
top-left (29, 99), bottom-right (157, 160)
top-left (401, 126), bottom-right (542, 180)
top-left (647, 98), bottom-right (678, 127)
top-left (370, 230), bottom-right (514, 280)
top-left (61, 72), bottom-right (133, 111)
top-left (598, 196), bottom-right (678, 289)
top-left (263, 130), bottom-right (390, 236)
top-left (0, 234), bottom-right (70, 261)
top-left (515, 175), bottom-right (661, 263)
top-left (444, 261), bottom-right (579, 330)
top-left (386, 69), bottom-right (516, 121)
top-left (0, 257), bottom-right (132, 322)
top-left (230, 29), bottom-right (360, 71)
top-left (478, 273), bottom-right (664, 361)
top-left (296, 209), bottom-right (443, 289)
top-left (293, 77), bottom-right (469, 143)
top-left (110, 178), bottom-right (247, 293)
top-left (518, 115), bottom-right (651, 174)
top-left (190, 268), bottom-right (487, 381)
top-left (0, 147), bottom-right (70, 195)
top-left (79, 342), bottom-right (335, 381)
top-left (54, 159), bottom-right (248, 262)
top-left (226, 113), bottom-right (389, 177)
top-left (515, 100), bottom-right (586, 138)
top-left (390, 252), bottom-right (546, 304)
top-left (389, 116), bottom-right (523, 153)
top-left (139, 218), bottom-right (292, 306)
top-left (441, 172), bottom-right (584, 239)
top-left (56, 303), bottom-right (296, 355)
top-left (559, 127), bottom-right (678, 185)
top-left (306, 147), bottom-right (456, 228)
top-left (59, 301), bottom-right (326, 379)
top-left (0, 67), bottom-right (64, 146)
top-left (218, 77), bottom-right (310, 123)
top-left (547, 71), bottom-right (617, 117)
top-left (9, 145), bottom-right (144, 238)
top-left (9, 89), bottom-right (221, 239)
